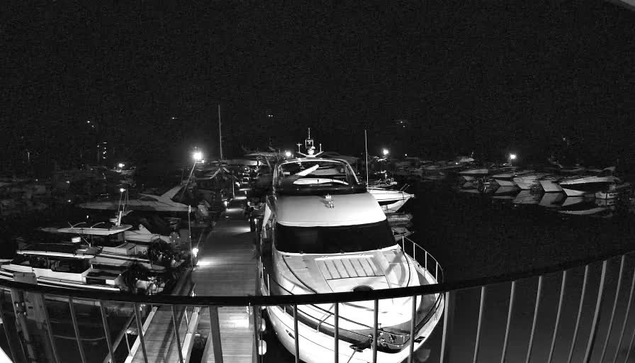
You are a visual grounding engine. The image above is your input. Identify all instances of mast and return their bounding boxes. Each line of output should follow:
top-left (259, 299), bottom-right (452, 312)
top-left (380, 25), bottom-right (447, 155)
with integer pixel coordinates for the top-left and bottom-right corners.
top-left (364, 129), bottom-right (369, 184)
top-left (218, 104), bottom-right (223, 160)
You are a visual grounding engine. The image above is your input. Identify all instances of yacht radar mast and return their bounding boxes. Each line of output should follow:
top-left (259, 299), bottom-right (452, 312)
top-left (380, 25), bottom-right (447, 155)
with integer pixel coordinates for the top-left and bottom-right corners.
top-left (296, 128), bottom-right (323, 158)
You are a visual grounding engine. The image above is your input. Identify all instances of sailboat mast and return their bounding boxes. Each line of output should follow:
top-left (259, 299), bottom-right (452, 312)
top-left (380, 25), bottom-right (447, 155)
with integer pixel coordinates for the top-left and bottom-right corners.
top-left (218, 104), bottom-right (223, 160)
top-left (364, 129), bottom-right (369, 184)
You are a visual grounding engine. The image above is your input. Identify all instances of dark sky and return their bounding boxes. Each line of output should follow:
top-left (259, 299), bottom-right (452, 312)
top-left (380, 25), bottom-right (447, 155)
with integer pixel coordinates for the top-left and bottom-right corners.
top-left (1, 0), bottom-right (634, 172)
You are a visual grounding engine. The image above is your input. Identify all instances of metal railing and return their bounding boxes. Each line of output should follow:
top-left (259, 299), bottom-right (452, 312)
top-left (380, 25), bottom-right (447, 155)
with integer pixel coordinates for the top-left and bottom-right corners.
top-left (1, 243), bottom-right (635, 363)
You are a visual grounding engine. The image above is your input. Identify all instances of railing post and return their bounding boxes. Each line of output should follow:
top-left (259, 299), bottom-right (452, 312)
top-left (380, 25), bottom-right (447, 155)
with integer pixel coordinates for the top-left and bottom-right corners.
top-left (525, 276), bottom-right (543, 363)
top-left (547, 270), bottom-right (568, 363)
top-left (99, 300), bottom-right (114, 363)
top-left (408, 295), bottom-right (417, 363)
top-left (612, 263), bottom-right (635, 363)
top-left (334, 303), bottom-right (339, 363)
top-left (133, 303), bottom-right (149, 363)
top-left (293, 305), bottom-right (300, 363)
top-left (473, 286), bottom-right (487, 363)
top-left (440, 290), bottom-right (454, 363)
top-left (599, 255), bottom-right (625, 363)
top-left (39, 294), bottom-right (60, 363)
top-left (567, 264), bottom-right (590, 363)
top-left (68, 296), bottom-right (87, 363)
top-left (501, 281), bottom-right (517, 363)
top-left (208, 305), bottom-right (224, 363)
top-left (583, 260), bottom-right (608, 363)
top-left (373, 299), bottom-right (379, 363)
top-left (171, 305), bottom-right (185, 363)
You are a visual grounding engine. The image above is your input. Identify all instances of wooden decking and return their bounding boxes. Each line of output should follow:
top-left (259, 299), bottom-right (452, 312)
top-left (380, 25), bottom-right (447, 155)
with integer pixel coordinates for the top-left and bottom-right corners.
top-left (194, 205), bottom-right (258, 363)
top-left (131, 201), bottom-right (258, 363)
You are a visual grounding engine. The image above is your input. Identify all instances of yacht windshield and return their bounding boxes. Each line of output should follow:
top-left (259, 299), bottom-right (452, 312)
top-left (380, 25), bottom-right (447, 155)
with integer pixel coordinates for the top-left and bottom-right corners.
top-left (275, 159), bottom-right (365, 195)
top-left (275, 220), bottom-right (396, 253)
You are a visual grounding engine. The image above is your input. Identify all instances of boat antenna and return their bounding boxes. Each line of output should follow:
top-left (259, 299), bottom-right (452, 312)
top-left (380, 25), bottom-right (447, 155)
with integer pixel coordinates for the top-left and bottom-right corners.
top-left (218, 104), bottom-right (223, 160)
top-left (364, 129), bottom-right (369, 185)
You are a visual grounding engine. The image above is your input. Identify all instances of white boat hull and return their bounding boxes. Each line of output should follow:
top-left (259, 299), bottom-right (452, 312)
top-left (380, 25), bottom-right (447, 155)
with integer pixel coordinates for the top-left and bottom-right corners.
top-left (263, 272), bottom-right (443, 363)
top-left (539, 179), bottom-right (563, 193)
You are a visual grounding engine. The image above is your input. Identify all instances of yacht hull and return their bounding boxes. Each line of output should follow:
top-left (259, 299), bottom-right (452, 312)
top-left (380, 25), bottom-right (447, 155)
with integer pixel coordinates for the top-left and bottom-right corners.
top-left (262, 269), bottom-right (443, 363)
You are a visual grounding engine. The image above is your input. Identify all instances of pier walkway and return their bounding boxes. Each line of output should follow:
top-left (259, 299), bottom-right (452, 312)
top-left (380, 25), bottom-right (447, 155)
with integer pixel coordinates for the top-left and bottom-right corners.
top-left (129, 199), bottom-right (258, 363)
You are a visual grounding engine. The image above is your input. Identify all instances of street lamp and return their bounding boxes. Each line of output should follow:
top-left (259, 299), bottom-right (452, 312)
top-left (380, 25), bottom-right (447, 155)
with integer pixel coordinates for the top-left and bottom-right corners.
top-left (188, 150), bottom-right (204, 181)
top-left (509, 153), bottom-right (517, 166)
top-left (382, 148), bottom-right (390, 157)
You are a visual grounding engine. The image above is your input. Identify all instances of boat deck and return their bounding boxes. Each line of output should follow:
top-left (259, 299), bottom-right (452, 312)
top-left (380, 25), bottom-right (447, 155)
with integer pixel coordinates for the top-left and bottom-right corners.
top-left (131, 200), bottom-right (258, 363)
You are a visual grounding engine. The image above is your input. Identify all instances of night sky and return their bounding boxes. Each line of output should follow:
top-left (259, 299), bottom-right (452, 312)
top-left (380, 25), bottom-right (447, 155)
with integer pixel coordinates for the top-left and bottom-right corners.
top-left (1, 0), bottom-right (634, 174)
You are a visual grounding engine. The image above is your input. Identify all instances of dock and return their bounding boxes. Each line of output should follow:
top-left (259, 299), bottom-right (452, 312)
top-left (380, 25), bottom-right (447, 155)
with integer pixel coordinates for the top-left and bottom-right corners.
top-left (128, 199), bottom-right (258, 363)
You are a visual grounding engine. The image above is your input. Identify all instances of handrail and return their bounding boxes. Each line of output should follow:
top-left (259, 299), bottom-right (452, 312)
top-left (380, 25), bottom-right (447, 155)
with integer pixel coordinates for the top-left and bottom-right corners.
top-left (1, 244), bottom-right (634, 306)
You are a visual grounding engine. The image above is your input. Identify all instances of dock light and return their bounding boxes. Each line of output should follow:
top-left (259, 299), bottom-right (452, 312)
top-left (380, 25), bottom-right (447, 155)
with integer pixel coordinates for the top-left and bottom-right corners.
top-left (118, 162), bottom-right (125, 168)
top-left (382, 148), bottom-right (390, 157)
top-left (192, 151), bottom-right (203, 162)
top-left (509, 153), bottom-right (517, 166)
top-left (192, 247), bottom-right (199, 257)
top-left (284, 150), bottom-right (292, 158)
top-left (119, 188), bottom-right (126, 193)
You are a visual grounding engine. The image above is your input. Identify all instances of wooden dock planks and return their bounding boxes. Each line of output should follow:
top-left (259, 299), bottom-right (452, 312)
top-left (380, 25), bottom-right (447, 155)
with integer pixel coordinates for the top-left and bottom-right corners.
top-left (128, 204), bottom-right (258, 363)
top-left (193, 213), bottom-right (258, 363)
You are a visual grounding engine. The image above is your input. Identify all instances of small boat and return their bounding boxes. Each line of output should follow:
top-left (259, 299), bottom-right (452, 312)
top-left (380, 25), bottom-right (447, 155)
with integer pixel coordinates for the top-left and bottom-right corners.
top-left (0, 243), bottom-right (168, 294)
top-left (595, 181), bottom-right (632, 200)
top-left (368, 188), bottom-right (415, 214)
top-left (558, 167), bottom-right (620, 197)
top-left (538, 175), bottom-right (563, 193)
top-left (492, 169), bottom-right (532, 188)
top-left (513, 172), bottom-right (550, 190)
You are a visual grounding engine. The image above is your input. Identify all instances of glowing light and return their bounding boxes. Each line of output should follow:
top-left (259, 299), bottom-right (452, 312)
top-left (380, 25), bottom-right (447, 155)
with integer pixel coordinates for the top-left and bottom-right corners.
top-left (509, 153), bottom-right (517, 160)
top-left (382, 148), bottom-right (390, 156)
top-left (197, 259), bottom-right (214, 267)
top-left (118, 163), bottom-right (125, 168)
top-left (192, 151), bottom-right (203, 162)
top-left (192, 247), bottom-right (199, 257)
top-left (284, 150), bottom-right (292, 158)
top-left (119, 188), bottom-right (126, 193)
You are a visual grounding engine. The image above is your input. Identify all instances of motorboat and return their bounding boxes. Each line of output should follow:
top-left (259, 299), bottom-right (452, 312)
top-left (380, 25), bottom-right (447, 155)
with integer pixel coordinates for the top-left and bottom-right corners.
top-left (0, 243), bottom-right (168, 294)
top-left (513, 172), bottom-right (550, 190)
top-left (79, 183), bottom-right (209, 215)
top-left (40, 221), bottom-right (183, 271)
top-left (258, 130), bottom-right (444, 363)
top-left (368, 187), bottom-right (415, 214)
top-left (558, 167), bottom-right (620, 197)
top-left (259, 192), bottom-right (444, 363)
top-left (538, 175), bottom-right (564, 193)
top-left (491, 169), bottom-right (531, 188)
top-left (595, 181), bottom-right (632, 200)
top-left (458, 167), bottom-right (491, 182)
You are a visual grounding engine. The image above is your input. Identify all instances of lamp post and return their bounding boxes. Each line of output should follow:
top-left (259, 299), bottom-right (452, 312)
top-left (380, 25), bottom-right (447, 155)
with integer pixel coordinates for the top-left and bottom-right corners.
top-left (509, 153), bottom-right (517, 167)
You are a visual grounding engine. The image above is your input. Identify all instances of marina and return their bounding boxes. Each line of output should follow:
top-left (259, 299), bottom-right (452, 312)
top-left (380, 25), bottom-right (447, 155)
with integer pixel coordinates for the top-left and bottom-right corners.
top-left (3, 0), bottom-right (635, 362)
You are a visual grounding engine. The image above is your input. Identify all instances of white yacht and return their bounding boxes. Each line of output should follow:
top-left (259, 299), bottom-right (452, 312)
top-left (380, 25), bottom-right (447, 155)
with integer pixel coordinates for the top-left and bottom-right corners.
top-left (558, 167), bottom-right (620, 197)
top-left (0, 243), bottom-right (166, 294)
top-left (538, 174), bottom-right (564, 193)
top-left (40, 219), bottom-right (184, 271)
top-left (368, 187), bottom-right (415, 214)
top-left (513, 172), bottom-right (550, 190)
top-left (258, 132), bottom-right (444, 363)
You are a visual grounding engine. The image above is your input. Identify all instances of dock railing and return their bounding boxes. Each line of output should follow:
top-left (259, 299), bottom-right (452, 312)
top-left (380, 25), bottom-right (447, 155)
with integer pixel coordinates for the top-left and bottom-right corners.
top-left (2, 243), bottom-right (635, 363)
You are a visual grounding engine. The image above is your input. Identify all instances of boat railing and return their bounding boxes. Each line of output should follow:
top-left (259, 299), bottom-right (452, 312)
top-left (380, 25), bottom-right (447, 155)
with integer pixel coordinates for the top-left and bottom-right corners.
top-left (2, 247), bottom-right (635, 363)
top-left (399, 235), bottom-right (444, 283)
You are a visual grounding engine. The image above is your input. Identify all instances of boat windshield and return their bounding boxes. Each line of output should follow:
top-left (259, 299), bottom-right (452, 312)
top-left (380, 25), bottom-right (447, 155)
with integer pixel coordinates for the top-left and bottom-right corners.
top-left (275, 220), bottom-right (396, 254)
top-left (275, 159), bottom-right (365, 195)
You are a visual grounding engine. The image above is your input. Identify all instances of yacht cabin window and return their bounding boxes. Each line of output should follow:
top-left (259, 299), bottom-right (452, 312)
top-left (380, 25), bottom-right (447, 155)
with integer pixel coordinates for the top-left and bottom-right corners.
top-left (274, 220), bottom-right (396, 254)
